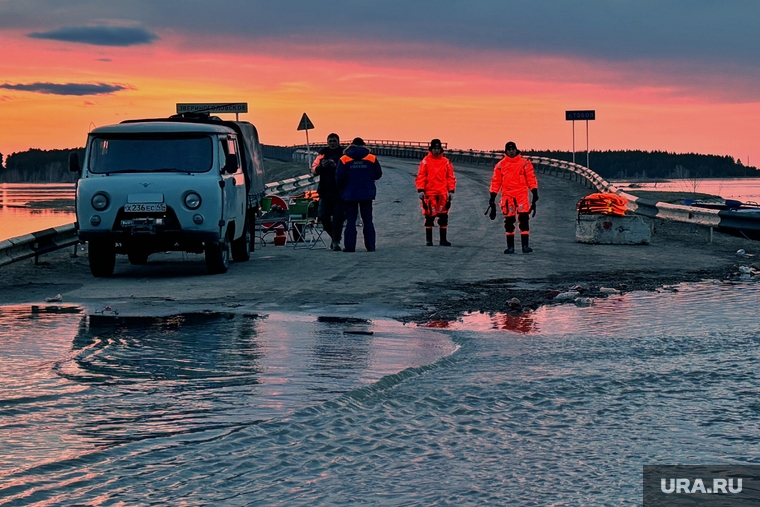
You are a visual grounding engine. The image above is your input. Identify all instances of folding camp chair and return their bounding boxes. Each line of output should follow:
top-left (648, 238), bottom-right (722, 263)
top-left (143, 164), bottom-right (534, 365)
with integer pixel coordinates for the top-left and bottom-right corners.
top-left (257, 195), bottom-right (289, 246)
top-left (288, 198), bottom-right (327, 249)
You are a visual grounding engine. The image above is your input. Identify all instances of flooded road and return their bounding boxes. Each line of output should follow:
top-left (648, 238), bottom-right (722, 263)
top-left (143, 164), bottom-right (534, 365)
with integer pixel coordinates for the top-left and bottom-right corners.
top-left (1, 280), bottom-right (758, 505)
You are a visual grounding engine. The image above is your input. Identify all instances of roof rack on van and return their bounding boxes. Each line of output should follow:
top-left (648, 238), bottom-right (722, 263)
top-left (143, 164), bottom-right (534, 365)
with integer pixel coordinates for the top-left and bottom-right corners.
top-left (169, 111), bottom-right (223, 121)
top-left (169, 111), bottom-right (222, 121)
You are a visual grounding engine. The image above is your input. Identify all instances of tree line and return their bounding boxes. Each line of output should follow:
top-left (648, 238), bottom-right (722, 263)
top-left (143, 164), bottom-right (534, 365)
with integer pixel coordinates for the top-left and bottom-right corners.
top-left (1, 148), bottom-right (85, 183)
top-left (526, 149), bottom-right (757, 180)
top-left (0, 146), bottom-right (756, 183)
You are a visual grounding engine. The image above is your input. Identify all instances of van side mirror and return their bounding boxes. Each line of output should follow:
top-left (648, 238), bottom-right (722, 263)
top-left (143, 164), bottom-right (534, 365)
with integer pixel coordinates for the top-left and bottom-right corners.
top-left (68, 152), bottom-right (80, 173)
top-left (223, 153), bottom-right (239, 174)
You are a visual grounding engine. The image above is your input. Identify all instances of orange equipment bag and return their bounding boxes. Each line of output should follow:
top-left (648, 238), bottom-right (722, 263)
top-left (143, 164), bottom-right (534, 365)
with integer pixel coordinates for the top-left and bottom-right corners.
top-left (576, 193), bottom-right (628, 217)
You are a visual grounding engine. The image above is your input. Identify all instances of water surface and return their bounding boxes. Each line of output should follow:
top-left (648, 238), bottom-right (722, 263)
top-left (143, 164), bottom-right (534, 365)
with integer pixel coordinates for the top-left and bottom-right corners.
top-left (1, 280), bottom-right (759, 505)
top-left (0, 184), bottom-right (75, 241)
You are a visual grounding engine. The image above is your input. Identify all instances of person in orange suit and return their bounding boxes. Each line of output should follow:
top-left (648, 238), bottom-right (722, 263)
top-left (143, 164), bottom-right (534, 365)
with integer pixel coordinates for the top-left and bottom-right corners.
top-left (415, 139), bottom-right (456, 246)
top-left (488, 141), bottom-right (539, 254)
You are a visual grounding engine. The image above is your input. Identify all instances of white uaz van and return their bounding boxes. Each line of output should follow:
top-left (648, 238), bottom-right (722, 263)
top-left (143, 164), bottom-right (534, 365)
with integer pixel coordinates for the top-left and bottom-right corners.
top-left (70, 112), bottom-right (266, 276)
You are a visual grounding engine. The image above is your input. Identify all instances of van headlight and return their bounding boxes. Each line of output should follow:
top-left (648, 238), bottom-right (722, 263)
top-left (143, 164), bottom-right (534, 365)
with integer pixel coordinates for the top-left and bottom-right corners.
top-left (91, 193), bottom-right (109, 211)
top-left (184, 192), bottom-right (202, 210)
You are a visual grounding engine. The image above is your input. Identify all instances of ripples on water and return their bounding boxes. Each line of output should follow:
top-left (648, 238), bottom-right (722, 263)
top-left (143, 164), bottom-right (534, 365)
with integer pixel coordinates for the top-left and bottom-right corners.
top-left (1, 281), bottom-right (759, 506)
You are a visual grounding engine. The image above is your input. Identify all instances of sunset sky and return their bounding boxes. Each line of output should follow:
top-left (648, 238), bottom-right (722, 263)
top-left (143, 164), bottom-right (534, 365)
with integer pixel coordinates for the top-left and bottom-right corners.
top-left (1, 1), bottom-right (758, 167)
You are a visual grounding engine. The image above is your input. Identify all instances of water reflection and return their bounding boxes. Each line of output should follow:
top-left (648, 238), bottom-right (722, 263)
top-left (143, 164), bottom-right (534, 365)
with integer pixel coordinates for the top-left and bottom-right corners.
top-left (489, 311), bottom-right (537, 333)
top-left (424, 311), bottom-right (538, 333)
top-left (0, 184), bottom-right (76, 241)
top-left (422, 279), bottom-right (760, 337)
top-left (309, 319), bottom-right (372, 381)
top-left (0, 308), bottom-right (456, 479)
top-left (67, 312), bottom-right (264, 383)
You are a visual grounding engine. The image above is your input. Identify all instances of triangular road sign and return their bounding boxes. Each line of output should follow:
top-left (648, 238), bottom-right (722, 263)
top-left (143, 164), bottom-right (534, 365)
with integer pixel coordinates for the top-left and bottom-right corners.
top-left (296, 112), bottom-right (315, 131)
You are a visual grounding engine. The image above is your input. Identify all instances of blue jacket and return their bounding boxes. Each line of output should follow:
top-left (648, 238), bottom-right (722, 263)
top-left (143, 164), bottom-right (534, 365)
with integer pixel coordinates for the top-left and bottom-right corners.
top-left (336, 145), bottom-right (382, 201)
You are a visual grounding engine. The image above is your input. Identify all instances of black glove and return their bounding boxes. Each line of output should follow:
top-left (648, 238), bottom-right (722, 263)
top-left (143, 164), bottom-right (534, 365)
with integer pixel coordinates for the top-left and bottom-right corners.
top-left (482, 193), bottom-right (494, 220)
top-left (488, 192), bottom-right (497, 220)
top-left (529, 189), bottom-right (539, 217)
top-left (322, 158), bottom-right (337, 169)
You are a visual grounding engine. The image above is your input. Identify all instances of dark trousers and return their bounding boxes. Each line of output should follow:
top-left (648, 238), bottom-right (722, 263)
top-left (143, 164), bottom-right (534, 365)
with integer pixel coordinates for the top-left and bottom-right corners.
top-left (318, 196), bottom-right (344, 243)
top-left (343, 200), bottom-right (375, 251)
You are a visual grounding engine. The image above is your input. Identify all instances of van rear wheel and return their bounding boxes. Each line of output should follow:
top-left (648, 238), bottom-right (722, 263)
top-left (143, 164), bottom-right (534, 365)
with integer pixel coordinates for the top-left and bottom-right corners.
top-left (205, 234), bottom-right (231, 274)
top-left (232, 216), bottom-right (251, 262)
top-left (88, 240), bottom-right (116, 277)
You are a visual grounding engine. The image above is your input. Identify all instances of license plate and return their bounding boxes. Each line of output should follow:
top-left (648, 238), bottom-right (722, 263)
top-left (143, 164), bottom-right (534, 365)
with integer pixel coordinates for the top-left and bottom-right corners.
top-left (124, 203), bottom-right (167, 213)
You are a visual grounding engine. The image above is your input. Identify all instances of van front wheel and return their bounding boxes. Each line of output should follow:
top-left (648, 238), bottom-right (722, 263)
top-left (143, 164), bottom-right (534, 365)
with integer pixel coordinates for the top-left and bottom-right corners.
top-left (88, 240), bottom-right (116, 277)
top-left (205, 235), bottom-right (231, 274)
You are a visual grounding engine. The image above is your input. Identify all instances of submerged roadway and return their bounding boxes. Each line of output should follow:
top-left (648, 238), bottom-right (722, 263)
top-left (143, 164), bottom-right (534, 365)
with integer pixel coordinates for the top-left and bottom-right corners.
top-left (1, 157), bottom-right (757, 322)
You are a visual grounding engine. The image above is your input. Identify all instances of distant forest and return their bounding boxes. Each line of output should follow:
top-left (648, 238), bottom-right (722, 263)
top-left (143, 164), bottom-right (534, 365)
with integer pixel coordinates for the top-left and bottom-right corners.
top-left (0, 146), bottom-right (757, 183)
top-left (525, 149), bottom-right (758, 180)
top-left (1, 147), bottom-right (85, 183)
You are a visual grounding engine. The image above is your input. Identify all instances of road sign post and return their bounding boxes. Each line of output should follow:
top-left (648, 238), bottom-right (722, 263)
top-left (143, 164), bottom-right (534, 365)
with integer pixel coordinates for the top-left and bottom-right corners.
top-left (297, 113), bottom-right (315, 170)
top-left (565, 110), bottom-right (595, 168)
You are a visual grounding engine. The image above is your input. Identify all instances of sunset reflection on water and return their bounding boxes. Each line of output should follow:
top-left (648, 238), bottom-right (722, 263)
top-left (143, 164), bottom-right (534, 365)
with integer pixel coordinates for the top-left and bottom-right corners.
top-left (423, 310), bottom-right (538, 334)
top-left (0, 184), bottom-right (75, 241)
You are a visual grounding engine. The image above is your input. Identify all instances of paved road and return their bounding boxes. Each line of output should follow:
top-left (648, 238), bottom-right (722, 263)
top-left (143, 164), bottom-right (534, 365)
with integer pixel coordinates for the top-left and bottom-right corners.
top-left (1, 157), bottom-right (755, 320)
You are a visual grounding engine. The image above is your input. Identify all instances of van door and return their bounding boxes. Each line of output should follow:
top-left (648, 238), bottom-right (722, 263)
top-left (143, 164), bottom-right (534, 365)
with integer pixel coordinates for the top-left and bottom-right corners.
top-left (219, 135), bottom-right (246, 240)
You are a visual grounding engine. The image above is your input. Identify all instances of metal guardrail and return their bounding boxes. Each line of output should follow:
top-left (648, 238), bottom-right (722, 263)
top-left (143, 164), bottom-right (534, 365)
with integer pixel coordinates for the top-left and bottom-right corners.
top-left (0, 224), bottom-right (79, 267)
top-left (295, 139), bottom-right (447, 150)
top-left (265, 173), bottom-right (318, 196)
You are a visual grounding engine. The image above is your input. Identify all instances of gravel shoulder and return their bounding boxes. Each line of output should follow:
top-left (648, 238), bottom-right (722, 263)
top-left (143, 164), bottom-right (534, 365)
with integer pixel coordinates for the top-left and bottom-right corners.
top-left (1, 157), bottom-right (757, 323)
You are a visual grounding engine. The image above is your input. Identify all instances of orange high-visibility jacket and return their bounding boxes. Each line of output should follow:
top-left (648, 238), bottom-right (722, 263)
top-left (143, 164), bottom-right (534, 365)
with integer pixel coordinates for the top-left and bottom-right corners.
top-left (489, 154), bottom-right (538, 214)
top-left (415, 153), bottom-right (456, 196)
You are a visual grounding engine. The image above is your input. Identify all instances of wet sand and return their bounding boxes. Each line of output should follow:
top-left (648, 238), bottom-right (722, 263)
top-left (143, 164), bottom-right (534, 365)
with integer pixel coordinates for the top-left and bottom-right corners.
top-left (1, 158), bottom-right (757, 323)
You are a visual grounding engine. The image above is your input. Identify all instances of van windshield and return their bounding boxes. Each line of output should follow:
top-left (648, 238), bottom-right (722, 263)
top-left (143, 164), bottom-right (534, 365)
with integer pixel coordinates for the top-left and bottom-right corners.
top-left (88, 134), bottom-right (213, 174)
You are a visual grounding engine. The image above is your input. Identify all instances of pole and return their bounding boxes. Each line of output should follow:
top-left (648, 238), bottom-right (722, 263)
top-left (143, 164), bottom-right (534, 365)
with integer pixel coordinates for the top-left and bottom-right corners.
top-left (305, 128), bottom-right (311, 170)
top-left (586, 119), bottom-right (589, 169)
top-left (572, 120), bottom-right (576, 165)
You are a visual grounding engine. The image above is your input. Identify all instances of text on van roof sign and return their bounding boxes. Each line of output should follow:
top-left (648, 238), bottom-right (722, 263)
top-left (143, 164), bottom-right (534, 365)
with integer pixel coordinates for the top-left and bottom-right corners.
top-left (176, 103), bottom-right (248, 114)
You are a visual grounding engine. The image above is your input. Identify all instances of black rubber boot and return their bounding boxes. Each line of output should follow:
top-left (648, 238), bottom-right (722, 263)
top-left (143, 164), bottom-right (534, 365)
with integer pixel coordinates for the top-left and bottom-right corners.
top-left (439, 228), bottom-right (451, 246)
top-left (425, 228), bottom-right (433, 246)
top-left (504, 234), bottom-right (515, 254)
top-left (521, 234), bottom-right (533, 253)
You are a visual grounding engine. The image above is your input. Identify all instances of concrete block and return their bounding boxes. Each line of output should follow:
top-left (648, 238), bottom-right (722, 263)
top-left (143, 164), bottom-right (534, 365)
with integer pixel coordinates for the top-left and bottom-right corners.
top-left (575, 214), bottom-right (651, 244)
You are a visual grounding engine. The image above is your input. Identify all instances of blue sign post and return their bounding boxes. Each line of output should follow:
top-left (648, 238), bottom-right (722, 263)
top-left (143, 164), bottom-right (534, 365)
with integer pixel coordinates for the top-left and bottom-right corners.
top-left (566, 110), bottom-right (595, 168)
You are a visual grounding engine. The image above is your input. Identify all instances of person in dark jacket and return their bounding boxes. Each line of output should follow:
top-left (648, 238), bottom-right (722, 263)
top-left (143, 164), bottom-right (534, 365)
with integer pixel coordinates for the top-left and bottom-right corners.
top-left (336, 137), bottom-right (383, 252)
top-left (311, 133), bottom-right (345, 251)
